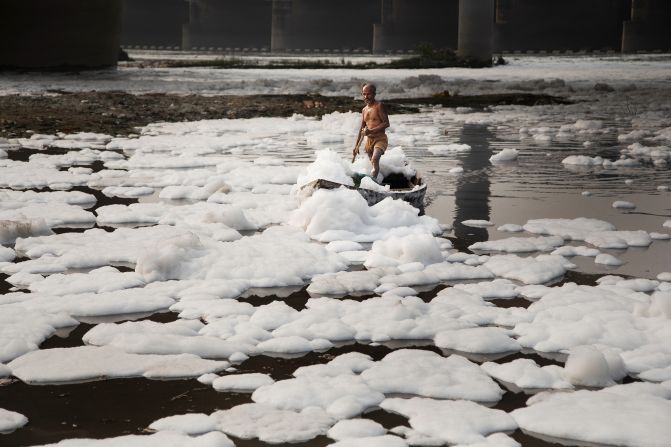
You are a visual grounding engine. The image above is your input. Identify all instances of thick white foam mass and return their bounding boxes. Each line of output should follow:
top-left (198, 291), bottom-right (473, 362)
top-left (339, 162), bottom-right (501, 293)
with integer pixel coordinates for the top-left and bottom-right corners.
top-left (360, 350), bottom-right (504, 402)
top-left (289, 188), bottom-right (441, 243)
top-left (213, 403), bottom-right (334, 443)
top-left (512, 386), bottom-right (671, 447)
top-left (7, 346), bottom-right (228, 384)
top-left (381, 397), bottom-right (517, 445)
top-left (481, 358), bottom-right (572, 391)
top-left (252, 374), bottom-right (385, 419)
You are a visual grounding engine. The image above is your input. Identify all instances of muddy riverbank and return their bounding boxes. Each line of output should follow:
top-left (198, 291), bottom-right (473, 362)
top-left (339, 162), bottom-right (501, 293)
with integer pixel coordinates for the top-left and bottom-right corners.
top-left (0, 91), bottom-right (567, 138)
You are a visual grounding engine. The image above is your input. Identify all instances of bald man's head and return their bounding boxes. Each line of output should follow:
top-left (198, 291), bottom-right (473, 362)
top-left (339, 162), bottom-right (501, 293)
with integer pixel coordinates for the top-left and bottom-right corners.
top-left (362, 83), bottom-right (377, 94)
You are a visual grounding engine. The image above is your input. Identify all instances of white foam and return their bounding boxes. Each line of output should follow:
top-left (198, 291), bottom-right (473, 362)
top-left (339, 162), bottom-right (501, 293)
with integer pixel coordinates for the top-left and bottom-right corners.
top-left (7, 225), bottom-right (194, 276)
top-left (523, 217), bottom-right (615, 241)
top-left (551, 245), bottom-right (600, 257)
top-left (428, 143), bottom-right (471, 154)
top-left (252, 374), bottom-right (384, 419)
top-left (364, 234), bottom-right (444, 268)
top-left (585, 230), bottom-right (652, 249)
top-left (0, 218), bottom-right (53, 245)
top-left (612, 200), bottom-right (636, 210)
top-left (461, 220), bottom-right (494, 228)
top-left (294, 352), bottom-right (375, 378)
top-left (0, 408), bottom-right (28, 434)
top-left (307, 269), bottom-right (385, 296)
top-left (83, 319), bottom-right (249, 359)
top-left (330, 435), bottom-right (408, 447)
top-left (563, 345), bottom-right (617, 387)
top-left (0, 246), bottom-right (14, 262)
top-left (149, 413), bottom-right (219, 435)
top-left (26, 266), bottom-right (145, 295)
top-left (470, 236), bottom-right (564, 253)
top-left (497, 224), bottom-right (523, 233)
top-left (40, 431), bottom-right (234, 446)
top-left (490, 148), bottom-right (519, 163)
top-left (514, 282), bottom-right (668, 378)
top-left (381, 397), bottom-right (517, 445)
top-left (256, 335), bottom-right (332, 354)
top-left (289, 188), bottom-right (441, 243)
top-left (136, 226), bottom-right (347, 287)
top-left (212, 403), bottom-right (335, 444)
top-left (0, 189), bottom-right (96, 207)
top-left (327, 419), bottom-right (386, 440)
top-left (454, 279), bottom-right (519, 300)
top-left (0, 308), bottom-right (78, 363)
top-left (212, 373), bottom-right (274, 392)
top-left (595, 253), bottom-right (625, 266)
top-left (434, 327), bottom-right (521, 354)
top-left (103, 186), bottom-right (155, 198)
top-left (483, 254), bottom-right (571, 284)
top-left (0, 160), bottom-right (91, 190)
top-left (295, 149), bottom-right (355, 188)
top-left (482, 358), bottom-right (572, 390)
top-left (512, 388), bottom-right (671, 447)
top-left (0, 202), bottom-right (95, 229)
top-left (8, 346), bottom-right (228, 384)
top-left (360, 350), bottom-right (504, 402)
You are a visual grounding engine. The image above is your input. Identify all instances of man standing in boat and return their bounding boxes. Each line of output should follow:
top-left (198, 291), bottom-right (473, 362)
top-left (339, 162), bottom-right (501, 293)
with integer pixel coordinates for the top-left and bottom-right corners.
top-left (354, 83), bottom-right (390, 182)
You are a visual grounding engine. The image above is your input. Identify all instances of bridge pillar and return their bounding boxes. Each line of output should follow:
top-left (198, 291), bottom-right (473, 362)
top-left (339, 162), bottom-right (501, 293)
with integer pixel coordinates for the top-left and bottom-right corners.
top-left (622, 0), bottom-right (671, 52)
top-left (457, 0), bottom-right (494, 64)
top-left (372, 0), bottom-right (394, 53)
top-left (271, 0), bottom-right (292, 51)
top-left (0, 0), bottom-right (122, 69)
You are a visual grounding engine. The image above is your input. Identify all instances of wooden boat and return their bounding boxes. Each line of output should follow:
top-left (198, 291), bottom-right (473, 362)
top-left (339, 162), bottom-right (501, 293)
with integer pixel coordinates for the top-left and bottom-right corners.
top-left (300, 172), bottom-right (427, 211)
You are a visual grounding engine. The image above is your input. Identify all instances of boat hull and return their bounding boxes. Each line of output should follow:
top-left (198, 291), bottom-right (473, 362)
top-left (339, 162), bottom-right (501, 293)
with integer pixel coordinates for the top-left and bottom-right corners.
top-left (301, 179), bottom-right (427, 210)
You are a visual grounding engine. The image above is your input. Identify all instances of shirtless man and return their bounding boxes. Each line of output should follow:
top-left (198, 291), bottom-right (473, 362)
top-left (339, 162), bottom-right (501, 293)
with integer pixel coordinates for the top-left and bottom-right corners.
top-left (353, 83), bottom-right (390, 180)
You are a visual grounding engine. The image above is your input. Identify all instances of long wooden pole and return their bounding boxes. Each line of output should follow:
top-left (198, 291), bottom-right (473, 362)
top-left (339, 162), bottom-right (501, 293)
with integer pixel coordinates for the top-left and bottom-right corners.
top-left (351, 129), bottom-right (364, 163)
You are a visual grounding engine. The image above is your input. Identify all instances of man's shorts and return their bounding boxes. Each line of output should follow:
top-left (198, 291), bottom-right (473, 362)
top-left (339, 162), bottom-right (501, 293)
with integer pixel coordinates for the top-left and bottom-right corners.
top-left (364, 134), bottom-right (388, 156)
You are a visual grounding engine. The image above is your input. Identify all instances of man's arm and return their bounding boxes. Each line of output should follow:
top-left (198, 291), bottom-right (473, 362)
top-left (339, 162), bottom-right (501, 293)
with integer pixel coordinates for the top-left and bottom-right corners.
top-left (378, 103), bottom-right (390, 130)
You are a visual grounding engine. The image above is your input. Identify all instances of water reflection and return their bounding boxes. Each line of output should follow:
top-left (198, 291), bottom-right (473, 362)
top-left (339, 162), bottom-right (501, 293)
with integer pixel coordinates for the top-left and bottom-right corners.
top-left (453, 124), bottom-right (493, 245)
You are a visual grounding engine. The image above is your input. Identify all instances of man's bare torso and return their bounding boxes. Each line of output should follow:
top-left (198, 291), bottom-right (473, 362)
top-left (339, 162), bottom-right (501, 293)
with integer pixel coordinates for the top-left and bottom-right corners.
top-left (363, 101), bottom-right (387, 137)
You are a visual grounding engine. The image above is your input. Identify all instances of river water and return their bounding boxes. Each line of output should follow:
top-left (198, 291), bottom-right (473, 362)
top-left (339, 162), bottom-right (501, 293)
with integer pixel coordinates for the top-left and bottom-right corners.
top-left (1, 54), bottom-right (670, 446)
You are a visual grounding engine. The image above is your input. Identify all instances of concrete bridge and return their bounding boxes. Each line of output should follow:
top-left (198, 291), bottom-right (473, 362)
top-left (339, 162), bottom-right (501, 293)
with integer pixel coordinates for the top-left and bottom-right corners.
top-left (128, 0), bottom-right (669, 57)
top-left (1, 0), bottom-right (669, 69)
